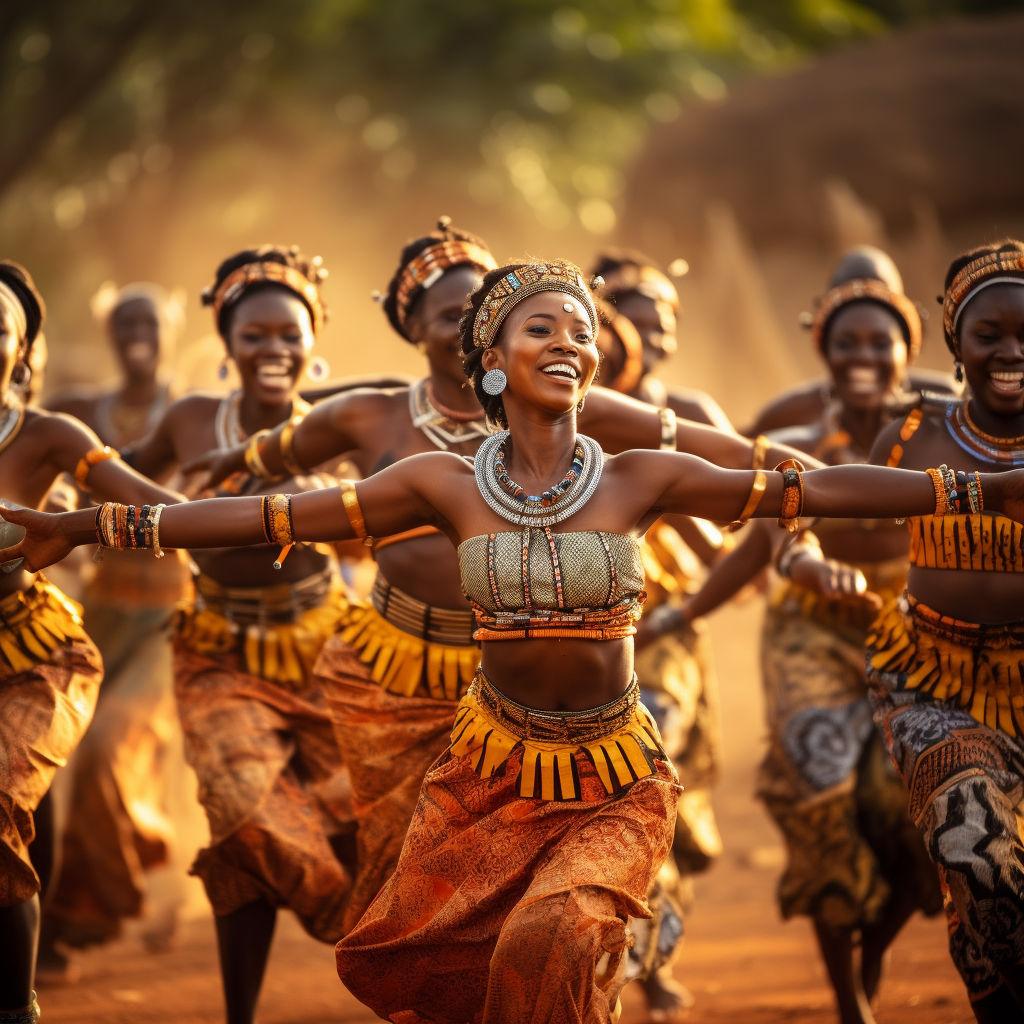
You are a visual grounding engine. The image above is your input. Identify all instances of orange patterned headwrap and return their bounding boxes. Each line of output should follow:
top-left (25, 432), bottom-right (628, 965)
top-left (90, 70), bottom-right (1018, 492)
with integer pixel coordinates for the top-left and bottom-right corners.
top-left (395, 241), bottom-right (497, 328)
top-left (212, 261), bottom-right (325, 336)
top-left (811, 278), bottom-right (922, 363)
top-left (598, 264), bottom-right (679, 311)
top-left (943, 250), bottom-right (1024, 351)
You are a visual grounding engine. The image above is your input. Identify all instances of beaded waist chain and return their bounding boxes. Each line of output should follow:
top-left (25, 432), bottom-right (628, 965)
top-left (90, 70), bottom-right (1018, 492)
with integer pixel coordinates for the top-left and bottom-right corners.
top-left (471, 596), bottom-right (642, 642)
top-left (371, 574), bottom-right (476, 647)
top-left (449, 670), bottom-right (669, 800)
top-left (194, 567), bottom-right (335, 626)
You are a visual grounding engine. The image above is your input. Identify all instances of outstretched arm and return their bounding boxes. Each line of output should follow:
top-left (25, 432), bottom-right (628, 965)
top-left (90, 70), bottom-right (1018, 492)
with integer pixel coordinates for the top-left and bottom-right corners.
top-left (580, 386), bottom-right (823, 470)
top-left (0, 450), bottom-right (457, 572)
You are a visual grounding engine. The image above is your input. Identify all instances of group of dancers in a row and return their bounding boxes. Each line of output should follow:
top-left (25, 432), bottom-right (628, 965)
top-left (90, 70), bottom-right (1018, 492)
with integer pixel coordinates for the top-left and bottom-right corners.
top-left (0, 218), bottom-right (1021, 1024)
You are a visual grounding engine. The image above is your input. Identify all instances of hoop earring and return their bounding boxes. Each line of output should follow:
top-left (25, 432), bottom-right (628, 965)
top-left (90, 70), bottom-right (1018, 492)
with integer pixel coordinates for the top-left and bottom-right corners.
top-left (954, 360), bottom-right (964, 384)
top-left (306, 356), bottom-right (330, 382)
top-left (218, 356), bottom-right (231, 381)
top-left (481, 368), bottom-right (507, 396)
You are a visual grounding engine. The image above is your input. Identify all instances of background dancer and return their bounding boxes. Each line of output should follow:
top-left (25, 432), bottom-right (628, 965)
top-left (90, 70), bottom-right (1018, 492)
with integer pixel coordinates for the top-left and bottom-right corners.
top-left (40, 281), bottom-right (192, 976)
top-left (108, 246), bottom-right (352, 1024)
top-left (864, 240), bottom-right (1024, 1023)
top-left (0, 260), bottom-right (184, 1024)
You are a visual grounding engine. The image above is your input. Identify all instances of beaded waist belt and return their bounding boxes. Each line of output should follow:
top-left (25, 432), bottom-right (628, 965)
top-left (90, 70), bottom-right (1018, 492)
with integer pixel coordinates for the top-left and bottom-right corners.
top-left (449, 670), bottom-right (669, 800)
top-left (867, 592), bottom-right (1024, 739)
top-left (194, 567), bottom-right (336, 626)
top-left (470, 596), bottom-right (642, 642)
top-left (371, 573), bottom-right (476, 647)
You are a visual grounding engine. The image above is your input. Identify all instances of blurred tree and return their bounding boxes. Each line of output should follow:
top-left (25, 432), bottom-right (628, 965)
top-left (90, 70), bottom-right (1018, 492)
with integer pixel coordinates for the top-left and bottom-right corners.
top-left (0, 0), bottom-right (1017, 232)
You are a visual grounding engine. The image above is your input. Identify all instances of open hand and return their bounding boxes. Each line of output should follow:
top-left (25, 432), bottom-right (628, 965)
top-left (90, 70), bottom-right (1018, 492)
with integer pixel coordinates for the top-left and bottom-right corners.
top-left (789, 553), bottom-right (883, 611)
top-left (0, 505), bottom-right (79, 574)
top-left (181, 444), bottom-right (247, 493)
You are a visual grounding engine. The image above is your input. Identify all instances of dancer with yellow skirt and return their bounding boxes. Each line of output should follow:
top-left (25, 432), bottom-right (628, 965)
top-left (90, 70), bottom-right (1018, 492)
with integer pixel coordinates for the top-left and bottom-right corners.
top-left (109, 246), bottom-right (351, 1024)
top-left (10, 258), bottom-right (1024, 1023)
top-left (862, 240), bottom-right (1024, 1022)
top-left (0, 261), bottom-right (184, 1024)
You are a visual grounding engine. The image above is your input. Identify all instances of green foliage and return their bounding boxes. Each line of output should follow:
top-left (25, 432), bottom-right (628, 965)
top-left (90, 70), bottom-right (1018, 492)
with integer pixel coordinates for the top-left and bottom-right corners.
top-left (0, 0), bottom-right (1013, 233)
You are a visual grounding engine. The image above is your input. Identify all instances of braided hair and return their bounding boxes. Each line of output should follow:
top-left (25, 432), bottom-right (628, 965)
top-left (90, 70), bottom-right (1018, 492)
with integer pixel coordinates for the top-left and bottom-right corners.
top-left (0, 260), bottom-right (45, 351)
top-left (942, 238), bottom-right (1024, 353)
top-left (382, 217), bottom-right (491, 341)
top-left (459, 263), bottom-right (529, 429)
top-left (201, 244), bottom-right (327, 342)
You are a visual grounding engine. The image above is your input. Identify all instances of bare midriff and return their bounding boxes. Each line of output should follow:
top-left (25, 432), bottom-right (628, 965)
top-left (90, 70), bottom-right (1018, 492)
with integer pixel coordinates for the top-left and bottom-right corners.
top-left (908, 566), bottom-right (1024, 625)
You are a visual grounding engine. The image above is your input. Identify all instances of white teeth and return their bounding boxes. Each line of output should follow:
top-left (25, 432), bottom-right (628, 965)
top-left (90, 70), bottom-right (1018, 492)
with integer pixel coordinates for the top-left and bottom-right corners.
top-left (847, 368), bottom-right (878, 393)
top-left (990, 371), bottom-right (1024, 392)
top-left (542, 363), bottom-right (578, 380)
top-left (256, 364), bottom-right (290, 383)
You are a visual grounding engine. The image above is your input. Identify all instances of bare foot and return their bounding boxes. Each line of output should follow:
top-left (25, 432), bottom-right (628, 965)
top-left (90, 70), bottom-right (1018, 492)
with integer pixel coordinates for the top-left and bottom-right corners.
top-left (641, 969), bottom-right (694, 1022)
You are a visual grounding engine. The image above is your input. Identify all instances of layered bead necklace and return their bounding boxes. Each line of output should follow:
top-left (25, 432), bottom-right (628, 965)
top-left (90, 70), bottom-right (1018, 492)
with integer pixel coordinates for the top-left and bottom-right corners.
top-left (409, 378), bottom-right (492, 451)
top-left (474, 430), bottom-right (604, 527)
top-left (946, 400), bottom-right (1024, 466)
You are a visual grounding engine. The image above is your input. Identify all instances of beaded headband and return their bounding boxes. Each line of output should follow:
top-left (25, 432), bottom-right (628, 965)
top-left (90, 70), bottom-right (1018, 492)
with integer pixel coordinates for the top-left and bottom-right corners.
top-left (211, 261), bottom-right (324, 336)
top-left (395, 240), bottom-right (497, 329)
top-left (598, 264), bottom-right (678, 311)
top-left (944, 251), bottom-right (1024, 345)
top-left (0, 281), bottom-right (27, 344)
top-left (810, 278), bottom-right (922, 363)
top-left (472, 261), bottom-right (599, 350)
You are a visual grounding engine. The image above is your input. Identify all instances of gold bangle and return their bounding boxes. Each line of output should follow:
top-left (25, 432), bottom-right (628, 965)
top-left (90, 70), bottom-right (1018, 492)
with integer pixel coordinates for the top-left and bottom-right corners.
top-left (726, 470), bottom-right (767, 531)
top-left (925, 467), bottom-right (948, 516)
top-left (280, 414), bottom-right (307, 477)
top-left (751, 434), bottom-right (770, 471)
top-left (152, 503), bottom-right (166, 559)
top-left (658, 407), bottom-right (677, 451)
top-left (340, 481), bottom-right (370, 545)
top-left (244, 430), bottom-right (272, 478)
top-left (75, 446), bottom-right (121, 492)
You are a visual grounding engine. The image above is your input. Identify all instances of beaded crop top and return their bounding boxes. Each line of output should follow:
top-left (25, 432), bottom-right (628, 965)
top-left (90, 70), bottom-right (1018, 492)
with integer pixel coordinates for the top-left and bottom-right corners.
top-left (458, 528), bottom-right (646, 641)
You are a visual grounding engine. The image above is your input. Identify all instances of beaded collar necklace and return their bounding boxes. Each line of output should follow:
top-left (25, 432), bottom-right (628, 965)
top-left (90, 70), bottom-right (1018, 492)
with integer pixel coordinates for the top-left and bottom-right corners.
top-left (474, 430), bottom-right (603, 527)
top-left (946, 400), bottom-right (1024, 466)
top-left (409, 377), bottom-right (493, 451)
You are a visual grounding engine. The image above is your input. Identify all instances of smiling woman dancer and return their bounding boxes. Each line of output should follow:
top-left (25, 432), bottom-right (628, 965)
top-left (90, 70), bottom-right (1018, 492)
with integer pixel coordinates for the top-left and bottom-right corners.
top-left (108, 246), bottom-right (352, 1024)
top-left (0, 261), bottom-right (183, 1024)
top-left (42, 281), bottom-right (192, 970)
top-left (863, 240), bottom-right (1024, 1023)
top-left (4, 259), bottom-right (1023, 1024)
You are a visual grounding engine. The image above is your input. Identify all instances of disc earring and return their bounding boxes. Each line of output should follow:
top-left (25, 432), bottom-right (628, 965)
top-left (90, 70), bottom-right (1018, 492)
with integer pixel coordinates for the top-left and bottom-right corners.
top-left (218, 356), bottom-right (231, 381)
top-left (306, 356), bottom-right (330, 382)
top-left (481, 368), bottom-right (507, 396)
top-left (954, 360), bottom-right (965, 384)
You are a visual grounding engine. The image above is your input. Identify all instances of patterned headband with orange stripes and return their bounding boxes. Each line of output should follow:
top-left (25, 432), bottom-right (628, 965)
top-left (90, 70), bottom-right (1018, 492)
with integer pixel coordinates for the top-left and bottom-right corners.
top-left (395, 240), bottom-right (497, 328)
top-left (943, 250), bottom-right (1024, 347)
top-left (810, 278), bottom-right (922, 362)
top-left (212, 261), bottom-right (325, 335)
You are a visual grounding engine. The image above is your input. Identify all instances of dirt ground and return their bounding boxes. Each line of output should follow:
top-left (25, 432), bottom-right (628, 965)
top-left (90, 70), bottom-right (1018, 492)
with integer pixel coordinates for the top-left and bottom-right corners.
top-left (37, 601), bottom-right (974, 1024)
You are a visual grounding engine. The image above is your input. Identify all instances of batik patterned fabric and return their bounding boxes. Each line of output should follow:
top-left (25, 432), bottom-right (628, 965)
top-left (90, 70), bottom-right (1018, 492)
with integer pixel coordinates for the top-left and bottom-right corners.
top-left (173, 634), bottom-right (353, 942)
top-left (43, 602), bottom-right (178, 947)
top-left (757, 585), bottom-right (941, 929)
top-left (335, 730), bottom-right (680, 1023)
top-left (867, 596), bottom-right (1024, 1001)
top-left (315, 632), bottom-right (463, 934)
top-left (0, 577), bottom-right (102, 907)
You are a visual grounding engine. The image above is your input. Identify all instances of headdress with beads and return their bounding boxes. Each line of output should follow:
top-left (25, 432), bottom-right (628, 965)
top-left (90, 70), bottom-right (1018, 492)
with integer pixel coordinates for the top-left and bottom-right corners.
top-left (206, 257), bottom-right (326, 336)
top-left (598, 263), bottom-right (681, 311)
top-left (943, 250), bottom-right (1024, 350)
top-left (472, 260), bottom-right (600, 350)
top-left (394, 240), bottom-right (497, 329)
top-left (807, 278), bottom-right (922, 363)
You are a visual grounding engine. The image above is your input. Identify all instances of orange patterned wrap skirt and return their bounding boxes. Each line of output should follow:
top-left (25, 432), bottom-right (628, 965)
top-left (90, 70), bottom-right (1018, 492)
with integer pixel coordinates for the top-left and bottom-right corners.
top-left (335, 672), bottom-right (680, 1024)
top-left (0, 577), bottom-right (103, 907)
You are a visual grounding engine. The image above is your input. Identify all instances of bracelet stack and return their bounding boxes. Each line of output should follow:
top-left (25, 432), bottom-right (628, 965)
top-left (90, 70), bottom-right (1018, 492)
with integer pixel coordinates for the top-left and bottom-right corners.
top-left (776, 459), bottom-right (805, 533)
top-left (926, 465), bottom-right (985, 516)
top-left (244, 430), bottom-right (272, 478)
top-left (75, 446), bottom-right (122, 492)
top-left (260, 493), bottom-right (295, 569)
top-left (95, 502), bottom-right (162, 552)
top-left (774, 530), bottom-right (822, 578)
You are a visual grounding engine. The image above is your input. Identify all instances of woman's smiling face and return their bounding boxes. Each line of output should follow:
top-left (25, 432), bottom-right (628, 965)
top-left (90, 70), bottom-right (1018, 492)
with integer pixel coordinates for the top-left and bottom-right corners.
top-left (957, 282), bottom-right (1024, 418)
top-left (227, 286), bottom-right (313, 405)
top-left (823, 301), bottom-right (907, 412)
top-left (482, 291), bottom-right (600, 417)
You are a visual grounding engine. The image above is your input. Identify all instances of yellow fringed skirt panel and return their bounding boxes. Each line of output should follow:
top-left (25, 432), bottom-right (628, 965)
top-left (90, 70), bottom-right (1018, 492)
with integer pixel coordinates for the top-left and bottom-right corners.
top-left (450, 672), bottom-right (670, 801)
top-left (0, 575), bottom-right (88, 673)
